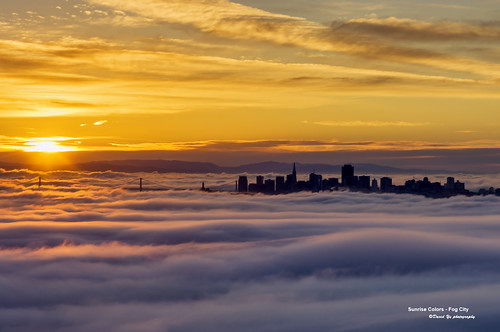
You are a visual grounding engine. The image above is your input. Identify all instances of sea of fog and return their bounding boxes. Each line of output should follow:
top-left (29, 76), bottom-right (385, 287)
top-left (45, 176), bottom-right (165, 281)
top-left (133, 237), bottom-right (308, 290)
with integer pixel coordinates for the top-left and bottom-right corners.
top-left (1, 169), bottom-right (500, 331)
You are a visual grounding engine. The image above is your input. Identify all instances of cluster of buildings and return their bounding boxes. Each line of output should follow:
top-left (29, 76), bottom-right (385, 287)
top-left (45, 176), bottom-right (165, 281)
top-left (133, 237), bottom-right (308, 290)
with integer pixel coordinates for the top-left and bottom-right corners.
top-left (236, 163), bottom-right (481, 198)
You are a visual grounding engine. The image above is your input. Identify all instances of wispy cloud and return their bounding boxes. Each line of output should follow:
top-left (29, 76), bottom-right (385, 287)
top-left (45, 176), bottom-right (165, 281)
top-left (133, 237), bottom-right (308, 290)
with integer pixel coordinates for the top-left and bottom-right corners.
top-left (0, 135), bottom-right (82, 152)
top-left (3, 135), bottom-right (500, 154)
top-left (421, 3), bottom-right (473, 10)
top-left (95, 138), bottom-right (500, 153)
top-left (333, 16), bottom-right (500, 42)
top-left (0, 35), bottom-right (494, 122)
top-left (305, 120), bottom-right (430, 127)
top-left (85, 0), bottom-right (500, 78)
top-left (0, 0), bottom-right (499, 159)
top-left (456, 130), bottom-right (479, 134)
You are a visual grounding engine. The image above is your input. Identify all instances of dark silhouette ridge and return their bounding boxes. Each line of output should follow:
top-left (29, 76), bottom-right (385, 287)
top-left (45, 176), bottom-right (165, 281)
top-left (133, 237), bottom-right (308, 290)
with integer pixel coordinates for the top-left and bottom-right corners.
top-left (74, 160), bottom-right (223, 173)
top-left (46, 159), bottom-right (458, 174)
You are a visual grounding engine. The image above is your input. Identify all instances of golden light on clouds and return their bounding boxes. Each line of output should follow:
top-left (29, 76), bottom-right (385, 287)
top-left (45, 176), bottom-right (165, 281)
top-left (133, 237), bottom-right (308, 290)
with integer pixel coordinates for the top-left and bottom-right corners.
top-left (304, 121), bottom-right (431, 127)
top-left (0, 0), bottom-right (499, 165)
top-left (22, 138), bottom-right (77, 153)
top-left (23, 141), bottom-right (71, 153)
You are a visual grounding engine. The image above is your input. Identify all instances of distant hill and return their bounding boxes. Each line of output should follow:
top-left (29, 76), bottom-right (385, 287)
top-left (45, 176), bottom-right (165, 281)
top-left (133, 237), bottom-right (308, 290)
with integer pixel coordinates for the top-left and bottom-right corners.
top-left (0, 162), bottom-right (23, 171)
top-left (72, 159), bottom-right (451, 175)
top-left (75, 160), bottom-right (224, 173)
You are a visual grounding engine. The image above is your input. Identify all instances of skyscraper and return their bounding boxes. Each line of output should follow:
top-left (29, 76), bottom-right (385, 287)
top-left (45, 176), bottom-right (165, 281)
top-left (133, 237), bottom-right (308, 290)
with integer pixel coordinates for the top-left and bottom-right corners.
top-left (238, 176), bottom-right (248, 192)
top-left (446, 177), bottom-right (455, 190)
top-left (286, 163), bottom-right (297, 191)
top-left (380, 177), bottom-right (393, 192)
top-left (264, 179), bottom-right (275, 193)
top-left (341, 164), bottom-right (354, 186)
top-left (358, 175), bottom-right (370, 190)
top-left (275, 176), bottom-right (286, 193)
top-left (309, 172), bottom-right (322, 192)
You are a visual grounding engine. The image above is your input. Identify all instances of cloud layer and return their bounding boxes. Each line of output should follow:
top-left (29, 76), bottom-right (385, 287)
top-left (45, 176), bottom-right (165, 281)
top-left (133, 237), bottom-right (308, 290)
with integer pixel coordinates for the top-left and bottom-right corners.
top-left (0, 170), bottom-right (499, 331)
top-left (0, 0), bottom-right (499, 160)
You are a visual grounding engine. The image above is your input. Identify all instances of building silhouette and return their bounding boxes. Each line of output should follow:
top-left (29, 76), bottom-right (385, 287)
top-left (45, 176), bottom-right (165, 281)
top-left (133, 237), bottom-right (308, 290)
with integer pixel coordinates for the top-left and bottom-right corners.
top-left (235, 163), bottom-right (478, 198)
top-left (276, 176), bottom-right (286, 192)
top-left (358, 175), bottom-right (371, 191)
top-left (380, 177), bottom-right (393, 192)
top-left (264, 179), bottom-right (275, 193)
top-left (286, 163), bottom-right (297, 191)
top-left (238, 176), bottom-right (248, 192)
top-left (446, 177), bottom-right (455, 189)
top-left (328, 178), bottom-right (339, 188)
top-left (256, 176), bottom-right (264, 186)
top-left (309, 172), bottom-right (322, 192)
top-left (341, 164), bottom-right (354, 186)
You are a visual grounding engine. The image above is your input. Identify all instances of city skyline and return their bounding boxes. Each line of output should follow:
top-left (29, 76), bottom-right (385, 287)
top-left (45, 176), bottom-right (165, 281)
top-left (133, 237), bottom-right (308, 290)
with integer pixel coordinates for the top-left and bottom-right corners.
top-left (1, 2), bottom-right (500, 331)
top-left (234, 163), bottom-right (499, 198)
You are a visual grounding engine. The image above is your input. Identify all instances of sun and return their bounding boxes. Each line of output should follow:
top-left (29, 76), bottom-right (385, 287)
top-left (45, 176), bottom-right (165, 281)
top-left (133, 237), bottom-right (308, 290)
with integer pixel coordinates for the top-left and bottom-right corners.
top-left (23, 139), bottom-right (75, 153)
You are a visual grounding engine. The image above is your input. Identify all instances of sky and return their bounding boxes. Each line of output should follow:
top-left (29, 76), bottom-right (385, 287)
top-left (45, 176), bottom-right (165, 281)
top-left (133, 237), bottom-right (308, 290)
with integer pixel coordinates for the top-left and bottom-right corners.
top-left (0, 0), bottom-right (500, 170)
top-left (1, 169), bottom-right (500, 331)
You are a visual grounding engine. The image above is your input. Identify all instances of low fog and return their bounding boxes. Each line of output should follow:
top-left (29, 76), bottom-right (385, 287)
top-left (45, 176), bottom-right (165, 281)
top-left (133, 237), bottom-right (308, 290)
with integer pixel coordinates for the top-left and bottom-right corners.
top-left (0, 169), bottom-right (499, 331)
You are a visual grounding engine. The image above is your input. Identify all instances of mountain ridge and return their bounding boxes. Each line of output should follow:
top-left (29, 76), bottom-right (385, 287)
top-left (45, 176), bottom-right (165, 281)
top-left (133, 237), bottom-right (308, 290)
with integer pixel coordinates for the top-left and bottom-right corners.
top-left (61, 159), bottom-right (455, 175)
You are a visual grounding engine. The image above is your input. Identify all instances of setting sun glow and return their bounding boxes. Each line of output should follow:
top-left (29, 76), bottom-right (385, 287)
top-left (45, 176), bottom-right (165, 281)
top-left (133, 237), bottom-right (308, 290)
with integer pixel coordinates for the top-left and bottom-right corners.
top-left (0, 0), bottom-right (499, 170)
top-left (23, 140), bottom-right (74, 153)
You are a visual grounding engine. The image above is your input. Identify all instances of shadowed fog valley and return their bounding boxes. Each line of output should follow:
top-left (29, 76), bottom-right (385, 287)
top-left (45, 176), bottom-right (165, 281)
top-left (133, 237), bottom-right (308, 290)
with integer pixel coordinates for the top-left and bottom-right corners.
top-left (0, 170), bottom-right (499, 331)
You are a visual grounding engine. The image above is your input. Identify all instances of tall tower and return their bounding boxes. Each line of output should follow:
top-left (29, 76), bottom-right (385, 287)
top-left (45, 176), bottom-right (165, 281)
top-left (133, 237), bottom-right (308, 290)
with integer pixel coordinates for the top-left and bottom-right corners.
top-left (446, 177), bottom-right (455, 190)
top-left (380, 177), bottom-right (393, 192)
top-left (238, 176), bottom-right (248, 192)
top-left (341, 164), bottom-right (354, 186)
top-left (286, 163), bottom-right (298, 191)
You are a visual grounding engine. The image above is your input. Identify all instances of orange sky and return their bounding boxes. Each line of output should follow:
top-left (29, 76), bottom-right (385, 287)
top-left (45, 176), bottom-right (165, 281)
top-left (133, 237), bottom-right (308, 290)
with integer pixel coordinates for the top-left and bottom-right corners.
top-left (0, 0), bottom-right (499, 168)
